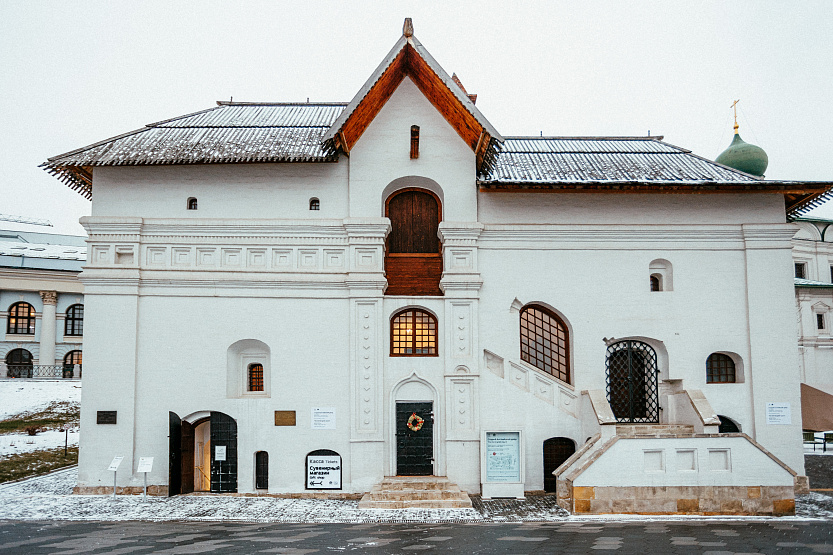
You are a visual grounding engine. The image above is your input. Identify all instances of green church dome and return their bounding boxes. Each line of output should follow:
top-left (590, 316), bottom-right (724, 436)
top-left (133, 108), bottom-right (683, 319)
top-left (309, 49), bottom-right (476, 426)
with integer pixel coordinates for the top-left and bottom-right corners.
top-left (715, 130), bottom-right (768, 177)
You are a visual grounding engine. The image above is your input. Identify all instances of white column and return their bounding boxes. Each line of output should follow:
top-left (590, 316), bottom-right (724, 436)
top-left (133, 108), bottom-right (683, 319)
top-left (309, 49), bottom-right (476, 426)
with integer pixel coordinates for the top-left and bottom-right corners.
top-left (39, 291), bottom-right (58, 366)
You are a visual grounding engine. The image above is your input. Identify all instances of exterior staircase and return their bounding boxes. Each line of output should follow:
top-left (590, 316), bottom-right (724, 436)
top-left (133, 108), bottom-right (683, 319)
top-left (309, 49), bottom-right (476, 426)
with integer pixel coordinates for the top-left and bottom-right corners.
top-left (358, 476), bottom-right (472, 509)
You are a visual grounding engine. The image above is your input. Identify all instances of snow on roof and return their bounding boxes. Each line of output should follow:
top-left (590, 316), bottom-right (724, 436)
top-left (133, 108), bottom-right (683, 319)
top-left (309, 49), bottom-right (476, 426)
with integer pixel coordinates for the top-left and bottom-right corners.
top-left (0, 230), bottom-right (86, 271)
top-left (795, 278), bottom-right (833, 288)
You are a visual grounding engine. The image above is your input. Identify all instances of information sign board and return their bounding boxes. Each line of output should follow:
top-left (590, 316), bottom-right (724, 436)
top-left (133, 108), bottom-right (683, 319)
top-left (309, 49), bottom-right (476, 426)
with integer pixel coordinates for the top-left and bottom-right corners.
top-left (306, 453), bottom-right (342, 489)
top-left (215, 445), bottom-right (227, 461)
top-left (136, 457), bottom-right (154, 473)
top-left (107, 456), bottom-right (124, 472)
top-left (485, 432), bottom-right (521, 483)
top-left (766, 402), bottom-right (791, 425)
top-left (311, 407), bottom-right (336, 430)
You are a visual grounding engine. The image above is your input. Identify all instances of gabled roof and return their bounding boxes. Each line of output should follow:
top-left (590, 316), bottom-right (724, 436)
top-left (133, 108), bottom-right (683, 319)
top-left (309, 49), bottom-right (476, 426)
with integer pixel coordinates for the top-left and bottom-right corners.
top-left (43, 103), bottom-right (346, 199)
top-left (322, 19), bottom-right (503, 174)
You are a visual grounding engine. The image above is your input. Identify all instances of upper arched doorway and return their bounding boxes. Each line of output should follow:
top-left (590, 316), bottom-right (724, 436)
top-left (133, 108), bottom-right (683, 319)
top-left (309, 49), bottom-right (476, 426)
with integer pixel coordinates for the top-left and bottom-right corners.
top-left (385, 188), bottom-right (443, 296)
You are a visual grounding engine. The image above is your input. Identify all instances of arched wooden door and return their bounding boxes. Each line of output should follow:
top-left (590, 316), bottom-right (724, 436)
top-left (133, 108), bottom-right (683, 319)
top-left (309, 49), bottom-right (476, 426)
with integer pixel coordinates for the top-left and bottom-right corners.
top-left (543, 437), bottom-right (575, 492)
top-left (385, 189), bottom-right (442, 296)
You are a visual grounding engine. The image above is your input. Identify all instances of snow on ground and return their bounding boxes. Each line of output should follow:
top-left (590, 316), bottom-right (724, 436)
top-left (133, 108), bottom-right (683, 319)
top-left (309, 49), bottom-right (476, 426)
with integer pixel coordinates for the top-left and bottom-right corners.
top-left (0, 467), bottom-right (829, 523)
top-left (0, 429), bottom-right (79, 458)
top-left (0, 379), bottom-right (81, 420)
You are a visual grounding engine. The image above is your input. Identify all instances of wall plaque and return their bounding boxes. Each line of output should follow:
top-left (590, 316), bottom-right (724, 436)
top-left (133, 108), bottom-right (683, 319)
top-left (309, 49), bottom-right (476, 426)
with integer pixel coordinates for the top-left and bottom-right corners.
top-left (275, 411), bottom-right (296, 426)
top-left (97, 411), bottom-right (117, 424)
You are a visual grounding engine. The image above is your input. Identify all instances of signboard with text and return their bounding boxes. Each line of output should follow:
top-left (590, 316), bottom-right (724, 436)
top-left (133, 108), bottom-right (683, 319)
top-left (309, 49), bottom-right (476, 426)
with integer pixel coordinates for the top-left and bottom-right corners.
top-left (311, 407), bottom-right (336, 430)
top-left (766, 402), bottom-right (791, 425)
top-left (485, 432), bottom-right (521, 483)
top-left (306, 450), bottom-right (342, 490)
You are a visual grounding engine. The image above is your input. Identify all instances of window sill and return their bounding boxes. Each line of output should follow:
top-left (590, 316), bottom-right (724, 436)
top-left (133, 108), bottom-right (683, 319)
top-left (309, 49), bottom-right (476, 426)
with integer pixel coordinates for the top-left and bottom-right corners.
top-left (5, 334), bottom-right (35, 342)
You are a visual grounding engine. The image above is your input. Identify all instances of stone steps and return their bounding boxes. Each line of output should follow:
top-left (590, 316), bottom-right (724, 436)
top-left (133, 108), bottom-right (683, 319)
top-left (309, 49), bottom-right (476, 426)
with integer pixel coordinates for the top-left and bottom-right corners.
top-left (615, 424), bottom-right (696, 437)
top-left (358, 476), bottom-right (473, 509)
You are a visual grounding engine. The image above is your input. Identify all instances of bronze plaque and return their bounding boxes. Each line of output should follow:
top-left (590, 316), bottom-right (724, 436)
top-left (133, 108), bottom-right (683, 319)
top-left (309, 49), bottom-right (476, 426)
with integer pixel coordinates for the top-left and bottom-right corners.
top-left (274, 411), bottom-right (296, 426)
top-left (96, 410), bottom-right (117, 424)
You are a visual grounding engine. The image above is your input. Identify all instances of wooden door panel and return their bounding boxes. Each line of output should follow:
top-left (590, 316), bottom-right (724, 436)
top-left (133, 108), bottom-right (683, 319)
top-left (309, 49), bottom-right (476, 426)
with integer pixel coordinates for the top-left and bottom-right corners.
top-left (385, 255), bottom-right (443, 296)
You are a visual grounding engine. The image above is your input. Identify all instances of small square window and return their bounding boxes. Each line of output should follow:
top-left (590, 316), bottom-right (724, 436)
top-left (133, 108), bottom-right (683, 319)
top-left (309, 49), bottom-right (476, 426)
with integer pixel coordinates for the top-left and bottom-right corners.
top-left (818, 313), bottom-right (826, 331)
top-left (795, 263), bottom-right (807, 279)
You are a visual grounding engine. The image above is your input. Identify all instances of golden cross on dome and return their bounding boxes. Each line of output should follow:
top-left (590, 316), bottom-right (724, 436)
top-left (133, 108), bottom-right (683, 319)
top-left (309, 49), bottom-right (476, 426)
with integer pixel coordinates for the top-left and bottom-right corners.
top-left (731, 99), bottom-right (740, 132)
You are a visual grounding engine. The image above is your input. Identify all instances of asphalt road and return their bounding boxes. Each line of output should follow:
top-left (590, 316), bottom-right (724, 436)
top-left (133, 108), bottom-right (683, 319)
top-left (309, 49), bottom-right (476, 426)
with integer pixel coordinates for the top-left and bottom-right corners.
top-left (1, 520), bottom-right (832, 554)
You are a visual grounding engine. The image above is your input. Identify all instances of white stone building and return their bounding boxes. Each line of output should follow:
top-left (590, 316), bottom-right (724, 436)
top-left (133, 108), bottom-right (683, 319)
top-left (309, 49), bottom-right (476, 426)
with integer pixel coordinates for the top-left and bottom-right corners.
top-left (44, 21), bottom-right (831, 514)
top-left (0, 228), bottom-right (85, 378)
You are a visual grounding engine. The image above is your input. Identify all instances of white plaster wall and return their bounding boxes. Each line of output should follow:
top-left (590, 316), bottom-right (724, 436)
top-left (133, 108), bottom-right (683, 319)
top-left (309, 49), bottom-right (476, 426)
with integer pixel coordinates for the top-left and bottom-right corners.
top-left (573, 436), bottom-right (794, 487)
top-left (92, 163), bottom-right (348, 220)
top-left (347, 77), bottom-right (477, 221)
top-left (478, 192), bottom-right (786, 225)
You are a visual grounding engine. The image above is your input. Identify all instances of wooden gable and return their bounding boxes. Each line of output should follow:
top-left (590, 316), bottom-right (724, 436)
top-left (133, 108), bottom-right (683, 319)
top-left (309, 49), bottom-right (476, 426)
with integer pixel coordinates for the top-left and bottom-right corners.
top-left (325, 22), bottom-right (502, 173)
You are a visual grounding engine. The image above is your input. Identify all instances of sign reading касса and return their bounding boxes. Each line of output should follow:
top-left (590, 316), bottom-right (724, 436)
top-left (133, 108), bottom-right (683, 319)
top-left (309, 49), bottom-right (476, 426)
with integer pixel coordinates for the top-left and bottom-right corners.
top-left (306, 450), bottom-right (342, 490)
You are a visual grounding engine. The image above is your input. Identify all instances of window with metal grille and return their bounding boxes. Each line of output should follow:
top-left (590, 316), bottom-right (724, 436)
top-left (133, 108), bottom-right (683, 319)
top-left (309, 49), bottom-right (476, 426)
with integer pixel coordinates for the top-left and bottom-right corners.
top-left (309, 197), bottom-right (320, 210)
top-left (5, 348), bottom-right (33, 378)
top-left (187, 197), bottom-right (198, 210)
top-left (63, 350), bottom-right (82, 367)
top-left (706, 353), bottom-right (736, 383)
top-left (7, 302), bottom-right (35, 334)
top-left (248, 363), bottom-right (264, 392)
top-left (255, 451), bottom-right (268, 490)
top-left (64, 304), bottom-right (84, 336)
top-left (520, 305), bottom-right (570, 383)
top-left (795, 262), bottom-right (807, 279)
top-left (391, 308), bottom-right (437, 356)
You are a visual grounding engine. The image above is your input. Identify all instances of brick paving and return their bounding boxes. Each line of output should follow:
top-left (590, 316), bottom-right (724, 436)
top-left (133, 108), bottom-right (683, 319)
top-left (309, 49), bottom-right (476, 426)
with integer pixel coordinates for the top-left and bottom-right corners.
top-left (1, 520), bottom-right (833, 553)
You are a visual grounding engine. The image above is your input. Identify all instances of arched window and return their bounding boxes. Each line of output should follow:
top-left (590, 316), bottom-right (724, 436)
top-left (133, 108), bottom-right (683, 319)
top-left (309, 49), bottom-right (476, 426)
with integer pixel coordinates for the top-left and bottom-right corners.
top-left (391, 308), bottom-right (438, 356)
top-left (65, 304), bottom-right (84, 336)
top-left (706, 353), bottom-right (736, 383)
top-left (649, 259), bottom-right (672, 291)
top-left (520, 304), bottom-right (570, 383)
top-left (7, 302), bottom-right (35, 334)
top-left (5, 348), bottom-right (33, 378)
top-left (309, 197), bottom-right (320, 210)
top-left (187, 197), bottom-right (198, 210)
top-left (255, 451), bottom-right (268, 489)
top-left (650, 274), bottom-right (661, 291)
top-left (63, 350), bottom-right (82, 378)
top-left (248, 363), bottom-right (264, 392)
top-left (717, 415), bottom-right (740, 433)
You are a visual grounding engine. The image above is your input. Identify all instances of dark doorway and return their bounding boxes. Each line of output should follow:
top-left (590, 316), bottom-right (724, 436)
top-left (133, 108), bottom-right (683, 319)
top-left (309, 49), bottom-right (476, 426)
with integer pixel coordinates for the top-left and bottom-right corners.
top-left (255, 451), bottom-right (268, 490)
top-left (180, 420), bottom-right (196, 494)
top-left (210, 411), bottom-right (238, 493)
top-left (606, 340), bottom-right (660, 423)
top-left (5, 348), bottom-right (33, 378)
top-left (385, 188), bottom-right (443, 296)
top-left (718, 415), bottom-right (740, 434)
top-left (543, 437), bottom-right (576, 492)
top-left (168, 412), bottom-right (181, 497)
top-left (396, 402), bottom-right (433, 475)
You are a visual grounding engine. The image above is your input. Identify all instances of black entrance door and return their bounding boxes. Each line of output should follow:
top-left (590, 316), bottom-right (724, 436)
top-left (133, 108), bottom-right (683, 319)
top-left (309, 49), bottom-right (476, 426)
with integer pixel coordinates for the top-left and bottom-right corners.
top-left (396, 402), bottom-right (433, 475)
top-left (606, 340), bottom-right (660, 423)
top-left (543, 437), bottom-right (576, 492)
top-left (168, 412), bottom-right (181, 497)
top-left (210, 411), bottom-right (238, 493)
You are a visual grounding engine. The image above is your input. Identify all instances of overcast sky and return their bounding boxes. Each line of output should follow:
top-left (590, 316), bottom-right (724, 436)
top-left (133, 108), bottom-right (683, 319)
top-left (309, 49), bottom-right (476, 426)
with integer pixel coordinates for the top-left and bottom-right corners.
top-left (1, 1), bottom-right (831, 236)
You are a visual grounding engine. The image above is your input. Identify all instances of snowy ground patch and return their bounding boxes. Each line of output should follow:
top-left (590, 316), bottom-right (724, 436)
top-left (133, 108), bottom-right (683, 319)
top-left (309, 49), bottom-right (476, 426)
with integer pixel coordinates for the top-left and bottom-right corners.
top-left (0, 379), bottom-right (81, 420)
top-left (0, 468), bottom-right (829, 523)
top-left (0, 429), bottom-right (79, 458)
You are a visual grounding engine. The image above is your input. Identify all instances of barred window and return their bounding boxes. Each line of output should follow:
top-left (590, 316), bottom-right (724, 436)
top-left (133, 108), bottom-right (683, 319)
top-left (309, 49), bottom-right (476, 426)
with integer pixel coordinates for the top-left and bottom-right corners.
top-left (391, 308), bottom-right (437, 356)
top-left (7, 302), bottom-right (35, 334)
top-left (65, 304), bottom-right (84, 336)
top-left (248, 363), bottom-right (264, 392)
top-left (520, 304), bottom-right (570, 383)
top-left (706, 353), bottom-right (736, 383)
top-left (187, 197), bottom-right (198, 210)
top-left (309, 197), bottom-right (320, 210)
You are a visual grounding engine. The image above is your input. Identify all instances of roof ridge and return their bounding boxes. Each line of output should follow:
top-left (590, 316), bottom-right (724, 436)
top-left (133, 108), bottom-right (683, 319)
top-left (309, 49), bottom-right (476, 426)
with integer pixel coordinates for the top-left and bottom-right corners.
top-left (216, 101), bottom-right (348, 106)
top-left (505, 136), bottom-right (665, 141)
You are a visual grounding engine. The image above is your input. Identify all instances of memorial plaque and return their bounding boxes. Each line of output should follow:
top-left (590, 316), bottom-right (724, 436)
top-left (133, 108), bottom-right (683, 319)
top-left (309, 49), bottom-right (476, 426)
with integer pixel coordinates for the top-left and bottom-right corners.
top-left (485, 431), bottom-right (521, 483)
top-left (274, 411), bottom-right (296, 426)
top-left (306, 450), bottom-right (342, 490)
top-left (97, 411), bottom-right (117, 425)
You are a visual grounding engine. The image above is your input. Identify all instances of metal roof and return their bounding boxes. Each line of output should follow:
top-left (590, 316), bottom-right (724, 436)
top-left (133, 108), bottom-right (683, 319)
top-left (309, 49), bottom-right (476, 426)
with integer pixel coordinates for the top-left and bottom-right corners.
top-left (0, 230), bottom-right (86, 272)
top-left (481, 137), bottom-right (760, 184)
top-left (43, 103), bottom-right (346, 198)
top-left (795, 278), bottom-right (833, 288)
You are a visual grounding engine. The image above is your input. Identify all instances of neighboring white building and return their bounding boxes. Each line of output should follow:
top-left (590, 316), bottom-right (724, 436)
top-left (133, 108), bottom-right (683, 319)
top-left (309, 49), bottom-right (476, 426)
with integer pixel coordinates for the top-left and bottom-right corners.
top-left (792, 218), bottom-right (833, 431)
top-left (0, 229), bottom-right (85, 378)
top-left (44, 21), bottom-right (832, 515)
